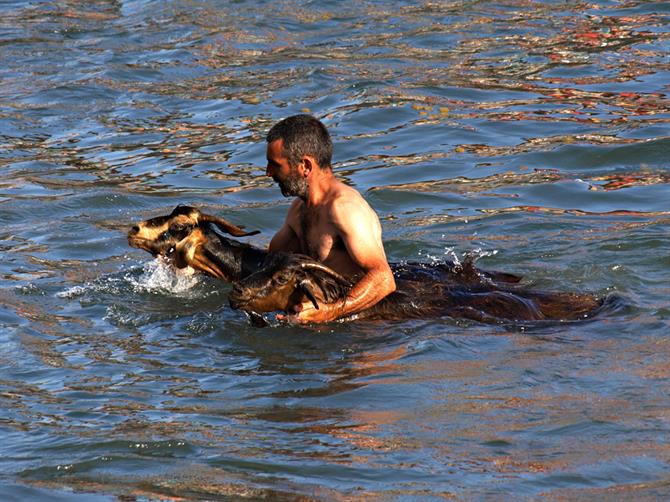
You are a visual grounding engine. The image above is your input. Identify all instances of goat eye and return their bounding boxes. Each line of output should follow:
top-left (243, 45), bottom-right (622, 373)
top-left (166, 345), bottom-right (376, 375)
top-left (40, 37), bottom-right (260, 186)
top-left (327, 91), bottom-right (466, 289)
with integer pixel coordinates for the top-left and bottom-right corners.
top-left (274, 273), bottom-right (291, 286)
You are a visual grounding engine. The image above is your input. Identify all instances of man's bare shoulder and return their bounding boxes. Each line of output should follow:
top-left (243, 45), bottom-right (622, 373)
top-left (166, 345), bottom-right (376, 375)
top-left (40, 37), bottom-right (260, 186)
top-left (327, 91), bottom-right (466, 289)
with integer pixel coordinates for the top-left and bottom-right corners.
top-left (285, 197), bottom-right (305, 222)
top-left (328, 180), bottom-right (369, 209)
top-left (328, 182), bottom-right (379, 231)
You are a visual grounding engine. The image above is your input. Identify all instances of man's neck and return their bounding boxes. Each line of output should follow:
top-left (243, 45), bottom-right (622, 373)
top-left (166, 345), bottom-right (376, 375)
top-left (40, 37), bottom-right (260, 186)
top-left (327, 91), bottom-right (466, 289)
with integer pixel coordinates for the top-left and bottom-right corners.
top-left (305, 169), bottom-right (336, 206)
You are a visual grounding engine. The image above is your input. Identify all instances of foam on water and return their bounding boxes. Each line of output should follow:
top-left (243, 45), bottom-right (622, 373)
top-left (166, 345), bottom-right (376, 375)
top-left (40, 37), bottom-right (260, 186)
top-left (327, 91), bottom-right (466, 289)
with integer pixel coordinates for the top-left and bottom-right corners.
top-left (56, 285), bottom-right (88, 299)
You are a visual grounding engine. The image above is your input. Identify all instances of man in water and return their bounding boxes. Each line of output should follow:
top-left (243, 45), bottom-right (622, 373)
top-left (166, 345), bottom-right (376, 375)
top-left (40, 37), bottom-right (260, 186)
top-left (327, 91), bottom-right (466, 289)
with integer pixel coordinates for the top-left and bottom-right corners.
top-left (266, 114), bottom-right (396, 323)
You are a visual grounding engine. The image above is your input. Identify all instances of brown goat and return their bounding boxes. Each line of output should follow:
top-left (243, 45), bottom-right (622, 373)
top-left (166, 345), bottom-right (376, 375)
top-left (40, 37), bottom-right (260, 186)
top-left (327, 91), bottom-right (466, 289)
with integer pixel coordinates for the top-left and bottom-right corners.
top-left (127, 205), bottom-right (267, 281)
top-left (228, 252), bottom-right (605, 324)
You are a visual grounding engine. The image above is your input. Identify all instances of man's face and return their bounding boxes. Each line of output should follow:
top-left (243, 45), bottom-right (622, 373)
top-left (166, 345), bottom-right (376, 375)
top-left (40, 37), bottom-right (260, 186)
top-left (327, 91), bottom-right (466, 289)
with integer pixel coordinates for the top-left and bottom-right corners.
top-left (266, 139), bottom-right (308, 199)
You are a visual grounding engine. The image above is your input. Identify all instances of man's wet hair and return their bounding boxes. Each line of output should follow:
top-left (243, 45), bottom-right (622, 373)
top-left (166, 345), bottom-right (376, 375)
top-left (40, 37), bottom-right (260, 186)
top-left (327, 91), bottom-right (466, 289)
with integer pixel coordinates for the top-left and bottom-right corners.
top-left (266, 114), bottom-right (333, 170)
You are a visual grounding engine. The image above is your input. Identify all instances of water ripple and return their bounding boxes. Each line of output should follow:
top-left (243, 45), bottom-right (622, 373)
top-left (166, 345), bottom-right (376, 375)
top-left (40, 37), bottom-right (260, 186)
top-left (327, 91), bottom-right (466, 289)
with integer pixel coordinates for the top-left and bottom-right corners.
top-left (1, 0), bottom-right (669, 499)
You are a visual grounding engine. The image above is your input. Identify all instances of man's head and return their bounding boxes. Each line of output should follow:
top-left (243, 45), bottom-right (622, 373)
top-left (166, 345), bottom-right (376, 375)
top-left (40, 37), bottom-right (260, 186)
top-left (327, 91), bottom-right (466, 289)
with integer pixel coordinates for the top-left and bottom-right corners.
top-left (267, 114), bottom-right (333, 170)
top-left (266, 114), bottom-right (333, 199)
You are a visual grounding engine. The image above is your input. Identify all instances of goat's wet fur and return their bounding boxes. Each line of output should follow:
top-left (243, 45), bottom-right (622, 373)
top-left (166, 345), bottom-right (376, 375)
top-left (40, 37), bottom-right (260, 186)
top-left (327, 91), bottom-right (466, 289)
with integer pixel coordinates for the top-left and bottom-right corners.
top-left (229, 252), bottom-right (607, 324)
top-left (129, 205), bottom-right (609, 325)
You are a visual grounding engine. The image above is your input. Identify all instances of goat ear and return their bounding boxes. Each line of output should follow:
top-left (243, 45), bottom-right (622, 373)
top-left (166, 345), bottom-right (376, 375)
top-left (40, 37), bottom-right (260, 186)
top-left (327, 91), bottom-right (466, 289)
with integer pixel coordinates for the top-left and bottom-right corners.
top-left (172, 204), bottom-right (198, 217)
top-left (199, 214), bottom-right (260, 237)
top-left (299, 262), bottom-right (348, 284)
top-left (298, 280), bottom-right (320, 310)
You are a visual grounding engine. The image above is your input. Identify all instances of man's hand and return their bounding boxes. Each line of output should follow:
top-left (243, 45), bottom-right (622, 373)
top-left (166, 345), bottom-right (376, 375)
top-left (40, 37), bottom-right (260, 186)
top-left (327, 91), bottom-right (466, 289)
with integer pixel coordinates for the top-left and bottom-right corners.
top-left (277, 300), bottom-right (345, 324)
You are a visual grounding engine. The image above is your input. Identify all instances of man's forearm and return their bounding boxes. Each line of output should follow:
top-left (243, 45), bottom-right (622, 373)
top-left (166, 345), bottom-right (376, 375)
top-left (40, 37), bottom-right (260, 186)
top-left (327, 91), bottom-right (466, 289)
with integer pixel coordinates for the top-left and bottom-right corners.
top-left (293, 265), bottom-right (396, 324)
top-left (325, 268), bottom-right (396, 320)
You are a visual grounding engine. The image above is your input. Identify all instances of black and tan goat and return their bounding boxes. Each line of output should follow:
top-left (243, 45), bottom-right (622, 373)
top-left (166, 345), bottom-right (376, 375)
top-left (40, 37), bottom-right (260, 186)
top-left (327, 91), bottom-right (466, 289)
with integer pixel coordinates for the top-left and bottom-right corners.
top-left (128, 205), bottom-right (522, 286)
top-left (228, 252), bottom-right (605, 323)
top-left (127, 205), bottom-right (267, 281)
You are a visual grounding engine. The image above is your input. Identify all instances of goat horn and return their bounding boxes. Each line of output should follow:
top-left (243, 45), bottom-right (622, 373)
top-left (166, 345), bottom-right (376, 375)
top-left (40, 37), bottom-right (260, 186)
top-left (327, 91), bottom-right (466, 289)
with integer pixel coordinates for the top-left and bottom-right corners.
top-left (199, 214), bottom-right (260, 237)
top-left (299, 262), bottom-right (349, 283)
top-left (298, 280), bottom-right (320, 310)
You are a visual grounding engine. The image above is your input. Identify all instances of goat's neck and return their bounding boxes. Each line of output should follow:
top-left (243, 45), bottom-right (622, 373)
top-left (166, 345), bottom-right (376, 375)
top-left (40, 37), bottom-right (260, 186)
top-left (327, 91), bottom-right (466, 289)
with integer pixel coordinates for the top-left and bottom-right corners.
top-left (204, 231), bottom-right (267, 281)
top-left (238, 243), bottom-right (268, 279)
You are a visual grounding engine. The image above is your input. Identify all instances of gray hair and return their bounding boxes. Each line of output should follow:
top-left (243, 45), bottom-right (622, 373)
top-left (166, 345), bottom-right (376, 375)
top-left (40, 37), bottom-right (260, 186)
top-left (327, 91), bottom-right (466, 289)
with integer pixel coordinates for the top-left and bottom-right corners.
top-left (266, 114), bottom-right (333, 170)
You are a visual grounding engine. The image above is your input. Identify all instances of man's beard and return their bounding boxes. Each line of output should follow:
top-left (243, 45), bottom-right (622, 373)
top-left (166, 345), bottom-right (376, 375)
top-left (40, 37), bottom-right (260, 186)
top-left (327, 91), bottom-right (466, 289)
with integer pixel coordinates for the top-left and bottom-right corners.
top-left (276, 169), bottom-right (308, 199)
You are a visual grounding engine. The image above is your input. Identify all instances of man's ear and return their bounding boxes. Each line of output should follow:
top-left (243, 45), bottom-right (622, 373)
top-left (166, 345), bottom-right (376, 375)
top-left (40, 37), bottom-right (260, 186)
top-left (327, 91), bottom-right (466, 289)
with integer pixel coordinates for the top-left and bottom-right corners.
top-left (301, 156), bottom-right (315, 177)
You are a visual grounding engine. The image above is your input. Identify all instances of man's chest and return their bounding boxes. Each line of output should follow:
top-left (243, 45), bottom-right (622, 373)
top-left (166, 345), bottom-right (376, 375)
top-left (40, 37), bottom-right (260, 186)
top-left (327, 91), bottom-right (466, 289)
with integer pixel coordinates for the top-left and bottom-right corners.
top-left (294, 208), bottom-right (339, 261)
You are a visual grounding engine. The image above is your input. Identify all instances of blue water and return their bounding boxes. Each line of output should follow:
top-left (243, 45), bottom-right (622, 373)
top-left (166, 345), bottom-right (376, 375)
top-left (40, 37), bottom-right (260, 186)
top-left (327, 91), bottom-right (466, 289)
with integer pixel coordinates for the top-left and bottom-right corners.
top-left (1, 1), bottom-right (669, 500)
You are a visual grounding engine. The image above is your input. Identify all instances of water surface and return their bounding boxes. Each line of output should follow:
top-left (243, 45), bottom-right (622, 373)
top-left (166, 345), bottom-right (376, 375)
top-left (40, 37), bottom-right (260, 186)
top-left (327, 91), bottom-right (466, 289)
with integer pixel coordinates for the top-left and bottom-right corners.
top-left (1, 0), bottom-right (669, 500)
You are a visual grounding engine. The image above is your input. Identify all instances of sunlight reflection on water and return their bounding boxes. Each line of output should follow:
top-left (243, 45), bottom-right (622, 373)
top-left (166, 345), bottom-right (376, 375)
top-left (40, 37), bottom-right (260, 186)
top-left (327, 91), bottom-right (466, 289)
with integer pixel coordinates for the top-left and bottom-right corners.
top-left (1, 0), bottom-right (669, 500)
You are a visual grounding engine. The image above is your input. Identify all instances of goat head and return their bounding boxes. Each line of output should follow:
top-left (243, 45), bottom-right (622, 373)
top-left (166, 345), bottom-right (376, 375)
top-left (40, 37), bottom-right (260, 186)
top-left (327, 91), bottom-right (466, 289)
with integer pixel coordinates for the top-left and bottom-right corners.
top-left (128, 204), bottom-right (258, 257)
top-left (228, 252), bottom-right (351, 315)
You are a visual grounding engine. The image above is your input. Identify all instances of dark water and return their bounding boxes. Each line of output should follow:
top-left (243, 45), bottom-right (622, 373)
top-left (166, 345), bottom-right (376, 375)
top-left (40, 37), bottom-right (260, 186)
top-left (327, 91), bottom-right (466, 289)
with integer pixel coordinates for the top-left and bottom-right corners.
top-left (1, 1), bottom-right (669, 500)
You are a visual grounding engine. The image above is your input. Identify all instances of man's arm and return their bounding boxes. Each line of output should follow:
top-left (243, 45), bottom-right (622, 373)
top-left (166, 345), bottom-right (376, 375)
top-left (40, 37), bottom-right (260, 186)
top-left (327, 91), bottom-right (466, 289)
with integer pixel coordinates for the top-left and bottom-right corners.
top-left (294, 195), bottom-right (396, 323)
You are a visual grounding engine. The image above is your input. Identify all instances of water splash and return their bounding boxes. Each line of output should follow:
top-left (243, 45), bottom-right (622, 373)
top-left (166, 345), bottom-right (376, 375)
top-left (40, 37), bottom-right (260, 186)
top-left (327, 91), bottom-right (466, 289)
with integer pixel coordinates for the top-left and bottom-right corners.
top-left (56, 285), bottom-right (88, 299)
top-left (126, 257), bottom-right (200, 296)
top-left (418, 247), bottom-right (460, 266)
top-left (56, 258), bottom-right (201, 301)
top-left (418, 246), bottom-right (498, 270)
top-left (467, 247), bottom-right (499, 261)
